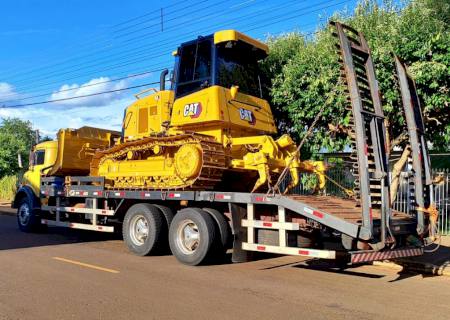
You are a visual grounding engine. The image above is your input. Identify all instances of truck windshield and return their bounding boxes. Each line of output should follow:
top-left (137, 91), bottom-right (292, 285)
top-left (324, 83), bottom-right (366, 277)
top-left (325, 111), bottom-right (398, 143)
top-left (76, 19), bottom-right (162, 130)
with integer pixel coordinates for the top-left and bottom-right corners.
top-left (216, 41), bottom-right (265, 98)
top-left (29, 150), bottom-right (45, 167)
top-left (175, 39), bottom-right (212, 98)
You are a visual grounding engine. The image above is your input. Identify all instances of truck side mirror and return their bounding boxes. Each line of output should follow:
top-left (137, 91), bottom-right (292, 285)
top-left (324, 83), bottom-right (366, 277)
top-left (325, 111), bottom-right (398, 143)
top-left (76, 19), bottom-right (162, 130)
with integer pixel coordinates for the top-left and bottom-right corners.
top-left (29, 151), bottom-right (34, 169)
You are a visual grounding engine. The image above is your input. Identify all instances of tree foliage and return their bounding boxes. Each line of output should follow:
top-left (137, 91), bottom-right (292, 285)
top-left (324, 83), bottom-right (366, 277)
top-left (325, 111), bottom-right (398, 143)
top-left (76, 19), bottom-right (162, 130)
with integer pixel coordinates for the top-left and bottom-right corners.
top-left (263, 0), bottom-right (450, 156)
top-left (0, 118), bottom-right (36, 177)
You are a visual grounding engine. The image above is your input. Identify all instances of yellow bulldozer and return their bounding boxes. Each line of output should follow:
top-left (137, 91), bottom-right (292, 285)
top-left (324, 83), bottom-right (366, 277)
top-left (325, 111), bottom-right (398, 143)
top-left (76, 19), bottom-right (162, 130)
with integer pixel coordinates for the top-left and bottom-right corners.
top-left (89, 30), bottom-right (325, 193)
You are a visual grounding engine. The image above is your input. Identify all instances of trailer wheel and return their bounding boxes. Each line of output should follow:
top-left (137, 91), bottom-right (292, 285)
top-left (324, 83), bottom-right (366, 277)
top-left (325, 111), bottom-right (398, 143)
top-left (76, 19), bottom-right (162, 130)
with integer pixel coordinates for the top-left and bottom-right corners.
top-left (17, 196), bottom-right (44, 233)
top-left (123, 203), bottom-right (164, 256)
top-left (153, 204), bottom-right (174, 253)
top-left (169, 208), bottom-right (216, 266)
top-left (203, 208), bottom-right (232, 260)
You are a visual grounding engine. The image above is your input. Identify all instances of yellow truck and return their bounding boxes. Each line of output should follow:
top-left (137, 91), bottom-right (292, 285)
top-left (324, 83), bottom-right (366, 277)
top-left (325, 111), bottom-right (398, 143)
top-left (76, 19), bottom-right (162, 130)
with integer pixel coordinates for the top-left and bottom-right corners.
top-left (13, 23), bottom-right (434, 266)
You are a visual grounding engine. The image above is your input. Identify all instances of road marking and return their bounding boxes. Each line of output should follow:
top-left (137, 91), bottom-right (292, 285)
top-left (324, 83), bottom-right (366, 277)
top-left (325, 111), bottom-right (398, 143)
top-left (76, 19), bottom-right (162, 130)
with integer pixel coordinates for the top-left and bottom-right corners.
top-left (52, 257), bottom-right (120, 274)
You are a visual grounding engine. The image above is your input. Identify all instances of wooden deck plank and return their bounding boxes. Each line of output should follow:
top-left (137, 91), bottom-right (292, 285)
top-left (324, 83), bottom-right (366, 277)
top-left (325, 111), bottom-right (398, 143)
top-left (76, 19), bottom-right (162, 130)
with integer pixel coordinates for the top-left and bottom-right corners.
top-left (287, 194), bottom-right (414, 224)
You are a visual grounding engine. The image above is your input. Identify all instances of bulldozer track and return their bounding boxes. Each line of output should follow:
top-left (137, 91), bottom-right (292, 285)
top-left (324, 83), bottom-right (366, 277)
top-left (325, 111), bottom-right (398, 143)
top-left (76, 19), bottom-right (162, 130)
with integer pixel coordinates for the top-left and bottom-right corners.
top-left (90, 133), bottom-right (227, 190)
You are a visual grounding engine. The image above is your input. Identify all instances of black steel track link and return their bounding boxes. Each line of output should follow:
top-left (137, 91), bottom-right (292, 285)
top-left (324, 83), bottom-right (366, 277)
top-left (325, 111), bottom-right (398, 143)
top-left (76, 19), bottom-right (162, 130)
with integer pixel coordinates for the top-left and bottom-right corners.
top-left (89, 133), bottom-right (227, 190)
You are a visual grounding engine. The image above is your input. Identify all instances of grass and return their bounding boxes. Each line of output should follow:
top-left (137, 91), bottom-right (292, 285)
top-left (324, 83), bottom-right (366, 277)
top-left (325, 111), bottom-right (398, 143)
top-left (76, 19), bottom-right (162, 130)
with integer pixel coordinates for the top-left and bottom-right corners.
top-left (0, 175), bottom-right (18, 202)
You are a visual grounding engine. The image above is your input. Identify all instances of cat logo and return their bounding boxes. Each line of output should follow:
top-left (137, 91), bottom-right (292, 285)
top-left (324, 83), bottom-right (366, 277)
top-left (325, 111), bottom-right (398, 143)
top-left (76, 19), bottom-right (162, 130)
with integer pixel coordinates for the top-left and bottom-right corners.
top-left (239, 108), bottom-right (256, 125)
top-left (183, 102), bottom-right (202, 118)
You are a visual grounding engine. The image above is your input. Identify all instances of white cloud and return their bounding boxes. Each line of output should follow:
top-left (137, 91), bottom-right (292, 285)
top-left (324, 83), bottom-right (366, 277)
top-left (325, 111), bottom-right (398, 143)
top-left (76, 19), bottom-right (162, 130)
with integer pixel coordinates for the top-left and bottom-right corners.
top-left (0, 97), bottom-right (134, 137)
top-left (0, 75), bottom-right (154, 137)
top-left (0, 82), bottom-right (20, 104)
top-left (50, 77), bottom-right (128, 107)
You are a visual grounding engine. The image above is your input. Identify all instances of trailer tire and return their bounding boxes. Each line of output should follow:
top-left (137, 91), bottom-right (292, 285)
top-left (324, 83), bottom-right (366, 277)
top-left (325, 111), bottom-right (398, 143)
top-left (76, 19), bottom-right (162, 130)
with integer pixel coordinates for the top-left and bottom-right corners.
top-left (203, 207), bottom-right (232, 261)
top-left (123, 203), bottom-right (164, 256)
top-left (169, 208), bottom-right (216, 266)
top-left (17, 196), bottom-right (44, 233)
top-left (153, 204), bottom-right (174, 253)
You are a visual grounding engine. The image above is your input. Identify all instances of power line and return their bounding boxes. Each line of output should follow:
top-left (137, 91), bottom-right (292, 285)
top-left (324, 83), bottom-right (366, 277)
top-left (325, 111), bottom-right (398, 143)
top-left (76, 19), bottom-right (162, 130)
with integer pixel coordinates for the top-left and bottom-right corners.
top-left (1, 1), bottom-right (351, 109)
top-left (1, 0), bottom-right (259, 85)
top-left (115, 0), bottom-right (231, 40)
top-left (113, 0), bottom-right (210, 34)
top-left (0, 0), bottom-right (199, 79)
top-left (0, 0), bottom-right (241, 90)
top-left (112, 0), bottom-right (187, 28)
top-left (1, 0), bottom-right (301, 95)
top-left (0, 0), bottom-right (354, 102)
top-left (244, 0), bottom-right (353, 33)
top-left (0, 68), bottom-right (169, 104)
top-left (0, 0), bottom-right (263, 96)
top-left (2, 81), bottom-right (162, 108)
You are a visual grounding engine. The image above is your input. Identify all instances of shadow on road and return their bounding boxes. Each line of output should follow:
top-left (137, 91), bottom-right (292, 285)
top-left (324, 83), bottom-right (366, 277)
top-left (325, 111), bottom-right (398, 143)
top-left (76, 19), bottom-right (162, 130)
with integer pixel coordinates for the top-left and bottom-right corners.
top-left (292, 259), bottom-right (386, 279)
top-left (0, 214), bottom-right (121, 251)
top-left (388, 244), bottom-right (450, 281)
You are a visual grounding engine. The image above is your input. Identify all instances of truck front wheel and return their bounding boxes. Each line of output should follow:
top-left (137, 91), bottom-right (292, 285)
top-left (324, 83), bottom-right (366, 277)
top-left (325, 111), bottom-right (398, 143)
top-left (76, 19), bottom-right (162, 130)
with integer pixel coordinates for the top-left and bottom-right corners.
top-left (17, 197), bottom-right (44, 233)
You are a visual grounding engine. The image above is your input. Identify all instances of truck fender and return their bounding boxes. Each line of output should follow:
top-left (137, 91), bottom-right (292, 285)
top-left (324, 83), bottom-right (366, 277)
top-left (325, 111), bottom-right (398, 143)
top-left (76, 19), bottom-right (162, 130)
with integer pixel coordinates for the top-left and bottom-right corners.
top-left (12, 185), bottom-right (40, 209)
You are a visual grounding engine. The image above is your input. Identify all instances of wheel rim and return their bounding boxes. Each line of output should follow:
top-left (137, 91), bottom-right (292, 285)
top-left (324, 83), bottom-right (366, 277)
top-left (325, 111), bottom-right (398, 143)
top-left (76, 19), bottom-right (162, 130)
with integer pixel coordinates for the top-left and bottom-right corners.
top-left (18, 203), bottom-right (31, 226)
top-left (176, 219), bottom-right (200, 255)
top-left (129, 215), bottom-right (149, 246)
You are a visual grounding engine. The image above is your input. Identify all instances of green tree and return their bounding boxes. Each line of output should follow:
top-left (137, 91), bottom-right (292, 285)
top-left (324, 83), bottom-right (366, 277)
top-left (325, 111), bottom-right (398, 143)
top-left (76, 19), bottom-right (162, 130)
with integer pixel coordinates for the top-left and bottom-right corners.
top-left (0, 118), bottom-right (36, 177)
top-left (263, 0), bottom-right (450, 156)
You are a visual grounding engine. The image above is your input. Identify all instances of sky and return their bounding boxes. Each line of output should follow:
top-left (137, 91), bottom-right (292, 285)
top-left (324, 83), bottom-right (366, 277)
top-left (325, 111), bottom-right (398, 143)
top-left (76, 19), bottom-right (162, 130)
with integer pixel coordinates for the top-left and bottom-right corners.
top-left (0, 0), bottom-right (361, 137)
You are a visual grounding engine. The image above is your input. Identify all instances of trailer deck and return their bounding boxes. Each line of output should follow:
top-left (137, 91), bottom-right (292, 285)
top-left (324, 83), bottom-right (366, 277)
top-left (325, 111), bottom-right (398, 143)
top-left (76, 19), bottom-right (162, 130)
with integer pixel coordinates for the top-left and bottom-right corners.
top-left (41, 177), bottom-right (418, 238)
top-left (37, 176), bottom-right (424, 264)
top-left (289, 195), bottom-right (415, 224)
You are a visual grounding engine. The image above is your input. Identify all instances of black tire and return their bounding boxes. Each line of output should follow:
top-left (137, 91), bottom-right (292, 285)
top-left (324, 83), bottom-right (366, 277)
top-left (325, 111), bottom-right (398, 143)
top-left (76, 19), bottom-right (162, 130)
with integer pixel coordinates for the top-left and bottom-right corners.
top-left (169, 208), bottom-right (216, 266)
top-left (257, 229), bottom-right (313, 248)
top-left (202, 208), bottom-right (232, 262)
top-left (17, 196), bottom-right (44, 233)
top-left (153, 204), bottom-right (174, 253)
top-left (122, 203), bottom-right (165, 256)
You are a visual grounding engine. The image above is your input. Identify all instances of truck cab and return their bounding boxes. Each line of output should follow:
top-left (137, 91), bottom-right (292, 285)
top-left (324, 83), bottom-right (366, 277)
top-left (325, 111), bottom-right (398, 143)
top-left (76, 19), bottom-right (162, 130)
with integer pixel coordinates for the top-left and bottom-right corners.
top-left (12, 140), bottom-right (57, 232)
top-left (22, 141), bottom-right (58, 197)
top-left (13, 127), bottom-right (120, 232)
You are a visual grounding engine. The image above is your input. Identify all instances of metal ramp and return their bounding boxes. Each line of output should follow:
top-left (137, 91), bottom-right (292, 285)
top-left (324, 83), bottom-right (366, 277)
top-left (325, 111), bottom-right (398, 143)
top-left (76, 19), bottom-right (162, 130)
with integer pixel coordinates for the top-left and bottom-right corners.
top-left (394, 56), bottom-right (433, 235)
top-left (331, 21), bottom-right (391, 244)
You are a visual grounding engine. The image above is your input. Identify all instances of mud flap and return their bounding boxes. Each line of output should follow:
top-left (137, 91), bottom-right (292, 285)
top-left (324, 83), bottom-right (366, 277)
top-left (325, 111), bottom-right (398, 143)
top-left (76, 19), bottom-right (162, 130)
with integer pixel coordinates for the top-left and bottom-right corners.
top-left (229, 203), bottom-right (253, 263)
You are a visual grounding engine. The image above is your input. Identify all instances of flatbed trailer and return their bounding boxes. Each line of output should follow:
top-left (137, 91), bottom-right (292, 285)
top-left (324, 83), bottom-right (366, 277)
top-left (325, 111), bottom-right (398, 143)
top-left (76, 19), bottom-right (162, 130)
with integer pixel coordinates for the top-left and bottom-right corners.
top-left (33, 175), bottom-right (423, 265)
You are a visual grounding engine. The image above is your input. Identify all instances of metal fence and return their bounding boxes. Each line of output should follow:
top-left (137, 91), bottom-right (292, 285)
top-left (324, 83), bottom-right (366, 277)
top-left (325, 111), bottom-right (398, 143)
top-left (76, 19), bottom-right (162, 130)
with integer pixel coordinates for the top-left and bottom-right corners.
top-left (392, 169), bottom-right (449, 235)
top-left (290, 168), bottom-right (450, 235)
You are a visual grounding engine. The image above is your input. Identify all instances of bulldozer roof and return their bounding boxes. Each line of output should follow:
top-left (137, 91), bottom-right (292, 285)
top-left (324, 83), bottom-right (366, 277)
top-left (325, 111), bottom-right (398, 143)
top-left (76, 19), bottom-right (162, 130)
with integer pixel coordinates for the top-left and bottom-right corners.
top-left (213, 30), bottom-right (269, 54)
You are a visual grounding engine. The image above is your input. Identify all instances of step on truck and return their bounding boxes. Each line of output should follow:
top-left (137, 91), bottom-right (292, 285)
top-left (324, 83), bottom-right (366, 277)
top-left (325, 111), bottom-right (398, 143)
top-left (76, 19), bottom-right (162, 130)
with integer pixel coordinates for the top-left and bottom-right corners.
top-left (13, 22), bottom-right (437, 266)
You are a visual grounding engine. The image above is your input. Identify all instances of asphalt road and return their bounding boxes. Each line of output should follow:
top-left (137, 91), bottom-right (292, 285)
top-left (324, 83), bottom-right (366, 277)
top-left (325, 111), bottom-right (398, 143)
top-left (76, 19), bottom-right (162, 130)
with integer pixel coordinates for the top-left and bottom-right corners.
top-left (1, 212), bottom-right (450, 320)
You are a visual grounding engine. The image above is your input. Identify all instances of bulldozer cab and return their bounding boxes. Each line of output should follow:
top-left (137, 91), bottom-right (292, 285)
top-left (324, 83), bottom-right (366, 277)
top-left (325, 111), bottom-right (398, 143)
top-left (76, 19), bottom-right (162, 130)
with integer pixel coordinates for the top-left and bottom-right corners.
top-left (169, 30), bottom-right (277, 137)
top-left (173, 30), bottom-right (269, 99)
top-left (123, 30), bottom-right (277, 142)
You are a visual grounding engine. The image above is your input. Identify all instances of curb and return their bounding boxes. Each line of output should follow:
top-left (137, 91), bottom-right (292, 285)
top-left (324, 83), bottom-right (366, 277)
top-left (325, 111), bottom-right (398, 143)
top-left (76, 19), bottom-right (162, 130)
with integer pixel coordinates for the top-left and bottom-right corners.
top-left (0, 205), bottom-right (16, 217)
top-left (374, 260), bottom-right (450, 277)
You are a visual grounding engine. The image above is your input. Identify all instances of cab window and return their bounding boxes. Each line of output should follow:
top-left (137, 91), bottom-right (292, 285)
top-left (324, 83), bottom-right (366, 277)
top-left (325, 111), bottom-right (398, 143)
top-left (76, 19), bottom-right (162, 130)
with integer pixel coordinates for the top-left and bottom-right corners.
top-left (216, 41), bottom-right (265, 97)
top-left (34, 150), bottom-right (45, 165)
top-left (175, 39), bottom-right (212, 98)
